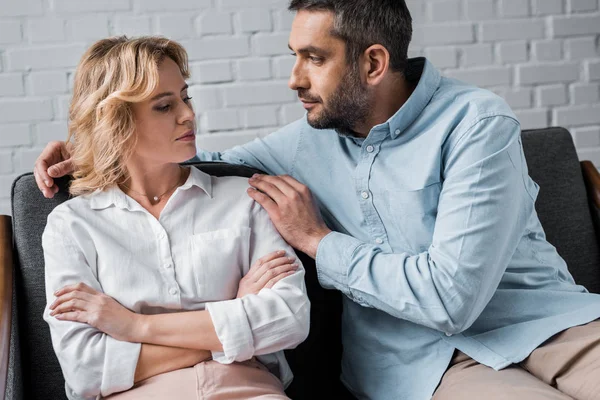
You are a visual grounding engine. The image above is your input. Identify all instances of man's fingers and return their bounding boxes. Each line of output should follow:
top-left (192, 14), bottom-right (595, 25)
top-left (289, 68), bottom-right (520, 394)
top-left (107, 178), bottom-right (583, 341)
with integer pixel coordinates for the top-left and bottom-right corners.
top-left (250, 174), bottom-right (297, 198)
top-left (48, 158), bottom-right (74, 178)
top-left (278, 174), bottom-right (309, 193)
top-left (247, 187), bottom-right (279, 216)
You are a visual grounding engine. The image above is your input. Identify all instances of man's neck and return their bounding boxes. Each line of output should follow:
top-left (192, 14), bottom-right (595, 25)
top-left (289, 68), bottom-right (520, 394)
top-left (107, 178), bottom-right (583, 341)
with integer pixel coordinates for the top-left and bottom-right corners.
top-left (353, 74), bottom-right (416, 137)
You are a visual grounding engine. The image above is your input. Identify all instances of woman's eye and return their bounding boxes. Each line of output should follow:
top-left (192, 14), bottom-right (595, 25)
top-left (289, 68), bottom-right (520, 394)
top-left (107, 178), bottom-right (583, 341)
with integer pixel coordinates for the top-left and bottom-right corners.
top-left (155, 104), bottom-right (170, 112)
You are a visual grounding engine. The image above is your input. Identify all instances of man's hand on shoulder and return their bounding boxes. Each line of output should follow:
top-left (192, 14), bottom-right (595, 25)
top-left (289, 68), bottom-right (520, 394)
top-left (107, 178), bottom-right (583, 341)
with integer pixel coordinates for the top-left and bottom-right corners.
top-left (34, 141), bottom-right (74, 198)
top-left (247, 174), bottom-right (331, 259)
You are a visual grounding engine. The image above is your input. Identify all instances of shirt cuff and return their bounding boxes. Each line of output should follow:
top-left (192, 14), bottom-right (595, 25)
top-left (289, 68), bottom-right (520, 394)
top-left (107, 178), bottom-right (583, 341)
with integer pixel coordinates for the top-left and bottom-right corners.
top-left (315, 232), bottom-right (362, 295)
top-left (100, 337), bottom-right (141, 396)
top-left (206, 298), bottom-right (255, 363)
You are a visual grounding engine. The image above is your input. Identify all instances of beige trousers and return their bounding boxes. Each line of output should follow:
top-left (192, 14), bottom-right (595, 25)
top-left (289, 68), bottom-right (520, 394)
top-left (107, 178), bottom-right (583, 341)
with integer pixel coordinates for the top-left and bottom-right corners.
top-left (433, 319), bottom-right (600, 400)
top-left (104, 358), bottom-right (289, 400)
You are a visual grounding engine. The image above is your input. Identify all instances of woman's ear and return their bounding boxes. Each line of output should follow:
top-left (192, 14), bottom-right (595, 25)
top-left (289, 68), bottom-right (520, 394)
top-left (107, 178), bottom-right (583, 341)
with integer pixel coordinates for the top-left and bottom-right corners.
top-left (362, 44), bottom-right (390, 86)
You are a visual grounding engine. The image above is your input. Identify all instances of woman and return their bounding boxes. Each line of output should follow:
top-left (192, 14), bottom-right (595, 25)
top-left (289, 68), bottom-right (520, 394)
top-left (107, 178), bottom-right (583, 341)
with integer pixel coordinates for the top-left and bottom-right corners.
top-left (42, 36), bottom-right (310, 400)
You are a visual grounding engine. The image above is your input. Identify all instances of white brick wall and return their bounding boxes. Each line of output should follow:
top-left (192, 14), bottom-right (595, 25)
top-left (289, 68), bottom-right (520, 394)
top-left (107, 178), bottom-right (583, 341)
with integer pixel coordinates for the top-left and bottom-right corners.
top-left (1, 0), bottom-right (600, 216)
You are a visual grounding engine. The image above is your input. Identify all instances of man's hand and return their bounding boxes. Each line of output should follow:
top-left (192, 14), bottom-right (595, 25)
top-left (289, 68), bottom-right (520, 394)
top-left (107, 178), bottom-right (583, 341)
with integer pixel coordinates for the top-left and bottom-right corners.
top-left (33, 141), bottom-right (74, 198)
top-left (247, 174), bottom-right (331, 259)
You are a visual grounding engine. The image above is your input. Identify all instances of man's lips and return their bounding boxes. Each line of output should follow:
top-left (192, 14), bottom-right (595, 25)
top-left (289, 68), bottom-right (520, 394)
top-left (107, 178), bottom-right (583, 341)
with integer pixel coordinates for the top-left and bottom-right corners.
top-left (176, 130), bottom-right (195, 141)
top-left (300, 99), bottom-right (319, 109)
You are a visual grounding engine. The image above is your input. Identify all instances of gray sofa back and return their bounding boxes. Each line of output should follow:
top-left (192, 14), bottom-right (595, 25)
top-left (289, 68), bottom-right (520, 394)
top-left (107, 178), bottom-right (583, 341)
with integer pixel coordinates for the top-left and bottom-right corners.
top-left (7, 127), bottom-right (600, 399)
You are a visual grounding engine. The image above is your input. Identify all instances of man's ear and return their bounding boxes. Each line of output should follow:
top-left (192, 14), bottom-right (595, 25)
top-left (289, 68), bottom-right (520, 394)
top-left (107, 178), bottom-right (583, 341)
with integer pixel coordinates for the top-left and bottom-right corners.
top-left (362, 44), bottom-right (390, 86)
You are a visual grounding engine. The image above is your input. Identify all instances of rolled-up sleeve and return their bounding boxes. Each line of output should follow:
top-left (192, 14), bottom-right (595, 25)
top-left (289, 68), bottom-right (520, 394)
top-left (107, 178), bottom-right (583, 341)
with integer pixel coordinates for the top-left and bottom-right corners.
top-left (206, 202), bottom-right (310, 363)
top-left (42, 209), bottom-right (141, 399)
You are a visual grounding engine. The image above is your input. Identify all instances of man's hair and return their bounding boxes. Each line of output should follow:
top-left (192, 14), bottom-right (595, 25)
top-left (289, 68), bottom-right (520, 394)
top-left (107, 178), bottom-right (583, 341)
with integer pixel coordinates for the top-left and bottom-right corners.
top-left (68, 36), bottom-right (189, 196)
top-left (288, 0), bottom-right (412, 74)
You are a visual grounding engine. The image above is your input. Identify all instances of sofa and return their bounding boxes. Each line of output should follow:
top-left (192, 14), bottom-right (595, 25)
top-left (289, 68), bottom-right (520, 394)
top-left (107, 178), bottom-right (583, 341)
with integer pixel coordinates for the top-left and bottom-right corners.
top-left (1, 127), bottom-right (600, 400)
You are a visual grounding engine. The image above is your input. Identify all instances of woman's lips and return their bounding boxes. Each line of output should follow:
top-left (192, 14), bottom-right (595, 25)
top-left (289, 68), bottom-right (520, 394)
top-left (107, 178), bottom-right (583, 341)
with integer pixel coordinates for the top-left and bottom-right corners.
top-left (176, 131), bottom-right (195, 141)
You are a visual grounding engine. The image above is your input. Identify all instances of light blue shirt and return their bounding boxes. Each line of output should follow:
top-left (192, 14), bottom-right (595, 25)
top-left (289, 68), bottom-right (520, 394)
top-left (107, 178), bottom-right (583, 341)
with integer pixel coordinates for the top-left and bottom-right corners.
top-left (197, 58), bottom-right (600, 400)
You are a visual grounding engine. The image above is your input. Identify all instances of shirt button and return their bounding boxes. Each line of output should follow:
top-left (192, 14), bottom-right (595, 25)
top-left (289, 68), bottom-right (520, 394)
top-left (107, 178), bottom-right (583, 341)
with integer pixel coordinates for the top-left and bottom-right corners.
top-left (366, 145), bottom-right (375, 153)
top-left (169, 288), bottom-right (178, 295)
top-left (361, 191), bottom-right (370, 199)
top-left (375, 238), bottom-right (383, 244)
top-left (395, 129), bottom-right (401, 135)
top-left (445, 332), bottom-right (452, 337)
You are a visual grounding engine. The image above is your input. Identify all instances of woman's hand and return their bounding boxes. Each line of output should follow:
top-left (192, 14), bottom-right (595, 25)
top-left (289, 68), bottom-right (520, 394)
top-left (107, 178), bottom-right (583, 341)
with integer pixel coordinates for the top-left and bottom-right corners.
top-left (49, 282), bottom-right (141, 342)
top-left (236, 250), bottom-right (299, 298)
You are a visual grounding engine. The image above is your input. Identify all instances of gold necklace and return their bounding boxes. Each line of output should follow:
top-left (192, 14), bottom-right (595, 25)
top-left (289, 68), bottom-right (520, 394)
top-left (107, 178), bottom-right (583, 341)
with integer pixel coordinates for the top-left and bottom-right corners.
top-left (122, 167), bottom-right (184, 203)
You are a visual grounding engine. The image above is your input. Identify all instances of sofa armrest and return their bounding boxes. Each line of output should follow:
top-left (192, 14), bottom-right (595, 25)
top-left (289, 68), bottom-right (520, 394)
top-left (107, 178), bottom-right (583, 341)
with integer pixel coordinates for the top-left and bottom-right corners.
top-left (581, 161), bottom-right (600, 209)
top-left (0, 215), bottom-right (13, 400)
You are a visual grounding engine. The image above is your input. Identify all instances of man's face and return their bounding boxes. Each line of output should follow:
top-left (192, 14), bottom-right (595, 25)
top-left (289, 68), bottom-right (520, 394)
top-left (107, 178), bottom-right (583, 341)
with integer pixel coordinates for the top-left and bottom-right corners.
top-left (288, 10), bottom-right (370, 135)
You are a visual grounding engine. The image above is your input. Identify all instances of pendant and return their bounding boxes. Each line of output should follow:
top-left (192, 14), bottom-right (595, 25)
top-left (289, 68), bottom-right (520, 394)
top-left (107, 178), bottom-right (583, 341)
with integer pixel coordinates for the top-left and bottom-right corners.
top-left (153, 196), bottom-right (159, 202)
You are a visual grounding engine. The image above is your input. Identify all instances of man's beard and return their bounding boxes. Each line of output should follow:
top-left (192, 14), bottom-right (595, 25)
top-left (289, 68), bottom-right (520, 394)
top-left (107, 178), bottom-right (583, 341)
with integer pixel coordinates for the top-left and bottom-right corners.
top-left (300, 66), bottom-right (370, 136)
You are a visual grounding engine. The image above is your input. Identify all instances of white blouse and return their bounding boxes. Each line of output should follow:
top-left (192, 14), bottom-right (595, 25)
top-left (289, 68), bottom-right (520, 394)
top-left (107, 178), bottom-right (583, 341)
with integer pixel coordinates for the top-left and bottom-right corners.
top-left (42, 167), bottom-right (310, 400)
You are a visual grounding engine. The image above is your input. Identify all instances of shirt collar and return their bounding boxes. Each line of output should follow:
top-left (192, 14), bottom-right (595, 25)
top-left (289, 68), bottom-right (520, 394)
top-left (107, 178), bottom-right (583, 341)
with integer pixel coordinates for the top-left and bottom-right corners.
top-left (89, 166), bottom-right (213, 210)
top-left (385, 57), bottom-right (441, 140)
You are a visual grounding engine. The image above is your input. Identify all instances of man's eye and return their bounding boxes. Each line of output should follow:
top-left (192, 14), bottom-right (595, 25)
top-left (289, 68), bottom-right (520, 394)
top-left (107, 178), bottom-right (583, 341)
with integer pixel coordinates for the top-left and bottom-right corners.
top-left (183, 96), bottom-right (193, 103)
top-left (290, 52), bottom-right (297, 57)
top-left (309, 56), bottom-right (323, 63)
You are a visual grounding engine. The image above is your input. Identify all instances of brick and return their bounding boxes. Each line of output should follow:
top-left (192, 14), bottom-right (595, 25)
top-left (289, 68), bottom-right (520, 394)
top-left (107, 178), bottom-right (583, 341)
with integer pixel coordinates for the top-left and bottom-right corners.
top-left (424, 47), bottom-right (458, 69)
top-left (465, 0), bottom-right (496, 19)
top-left (14, 148), bottom-right (44, 173)
top-left (114, 16), bottom-right (152, 36)
top-left (554, 105), bottom-right (600, 126)
top-left (217, 0), bottom-right (288, 8)
top-left (196, 131), bottom-right (258, 152)
top-left (565, 37), bottom-right (597, 60)
top-left (568, 0), bottom-right (597, 12)
top-left (197, 12), bottom-right (233, 35)
top-left (496, 41), bottom-right (528, 64)
top-left (0, 175), bottom-right (19, 199)
top-left (67, 15), bottom-right (110, 41)
top-left (237, 9), bottom-right (273, 32)
top-left (0, 199), bottom-right (10, 214)
top-left (588, 61), bottom-right (600, 81)
top-left (0, 0), bottom-right (43, 16)
top-left (573, 126), bottom-right (600, 147)
top-left (29, 18), bottom-right (65, 43)
top-left (0, 74), bottom-right (24, 97)
top-left (0, 151), bottom-right (12, 174)
top-left (0, 21), bottom-right (22, 44)
top-left (514, 109), bottom-right (549, 130)
top-left (236, 58), bottom-right (272, 81)
top-left (500, 0), bottom-right (531, 17)
top-left (406, 0), bottom-right (426, 24)
top-left (273, 10), bottom-right (294, 31)
top-left (135, 0), bottom-right (210, 11)
top-left (281, 103), bottom-right (304, 125)
top-left (29, 71), bottom-right (68, 95)
top-left (460, 44), bottom-right (494, 66)
top-left (252, 33), bottom-right (289, 56)
top-left (53, 0), bottom-right (131, 13)
top-left (55, 95), bottom-right (71, 120)
top-left (577, 149), bottom-right (600, 166)
top-left (501, 88), bottom-right (533, 109)
top-left (7, 45), bottom-right (86, 71)
top-left (183, 37), bottom-right (249, 60)
top-left (0, 99), bottom-right (53, 123)
top-left (223, 82), bottom-right (294, 106)
top-left (532, 0), bottom-right (564, 15)
top-left (552, 15), bottom-right (600, 37)
top-left (532, 40), bottom-right (563, 61)
top-left (537, 85), bottom-right (568, 106)
top-left (156, 14), bottom-right (194, 39)
top-left (481, 20), bottom-right (545, 41)
top-left (201, 109), bottom-right (239, 131)
top-left (413, 23), bottom-right (475, 46)
top-left (191, 61), bottom-right (233, 84)
top-left (445, 67), bottom-right (512, 87)
top-left (517, 63), bottom-right (579, 85)
top-left (187, 86), bottom-right (222, 110)
top-left (240, 105), bottom-right (278, 128)
top-left (0, 124), bottom-right (31, 147)
top-left (427, 1), bottom-right (462, 22)
top-left (570, 83), bottom-right (600, 105)
top-left (35, 121), bottom-right (68, 144)
top-left (273, 56), bottom-right (294, 79)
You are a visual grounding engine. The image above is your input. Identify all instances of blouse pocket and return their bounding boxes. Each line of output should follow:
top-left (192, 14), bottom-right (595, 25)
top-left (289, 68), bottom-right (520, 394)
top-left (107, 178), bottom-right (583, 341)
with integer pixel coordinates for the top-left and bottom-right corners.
top-left (385, 183), bottom-right (441, 253)
top-left (190, 226), bottom-right (251, 300)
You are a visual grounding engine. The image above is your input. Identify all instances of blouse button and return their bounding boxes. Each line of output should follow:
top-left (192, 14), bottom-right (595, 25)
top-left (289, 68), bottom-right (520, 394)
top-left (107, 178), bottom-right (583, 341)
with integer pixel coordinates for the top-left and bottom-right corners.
top-left (169, 288), bottom-right (178, 296)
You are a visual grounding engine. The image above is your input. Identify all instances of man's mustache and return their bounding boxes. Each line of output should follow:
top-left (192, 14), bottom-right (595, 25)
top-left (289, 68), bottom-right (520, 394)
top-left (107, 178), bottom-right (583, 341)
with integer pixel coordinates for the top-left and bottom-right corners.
top-left (297, 89), bottom-right (322, 103)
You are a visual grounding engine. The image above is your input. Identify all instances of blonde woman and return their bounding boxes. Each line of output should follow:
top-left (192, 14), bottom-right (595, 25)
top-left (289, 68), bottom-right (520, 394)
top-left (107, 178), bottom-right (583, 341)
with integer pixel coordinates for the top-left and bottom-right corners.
top-left (42, 36), bottom-right (310, 400)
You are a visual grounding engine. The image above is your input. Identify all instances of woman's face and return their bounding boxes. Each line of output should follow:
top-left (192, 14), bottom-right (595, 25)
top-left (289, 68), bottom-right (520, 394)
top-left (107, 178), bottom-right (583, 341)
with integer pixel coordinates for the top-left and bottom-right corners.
top-left (131, 57), bottom-right (196, 164)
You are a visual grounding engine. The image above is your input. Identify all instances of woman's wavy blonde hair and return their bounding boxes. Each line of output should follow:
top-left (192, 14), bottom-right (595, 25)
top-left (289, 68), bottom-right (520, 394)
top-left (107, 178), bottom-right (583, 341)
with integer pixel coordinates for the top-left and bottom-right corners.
top-left (67, 36), bottom-right (190, 196)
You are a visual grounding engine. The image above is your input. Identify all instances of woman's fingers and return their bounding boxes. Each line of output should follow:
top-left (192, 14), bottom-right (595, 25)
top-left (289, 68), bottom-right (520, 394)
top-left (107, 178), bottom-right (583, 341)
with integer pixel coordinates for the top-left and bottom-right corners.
top-left (50, 298), bottom-right (89, 315)
top-left (55, 311), bottom-right (84, 323)
top-left (50, 289), bottom-right (94, 310)
top-left (254, 262), bottom-right (299, 289)
top-left (264, 271), bottom-right (296, 289)
top-left (54, 282), bottom-right (97, 297)
top-left (255, 256), bottom-right (296, 277)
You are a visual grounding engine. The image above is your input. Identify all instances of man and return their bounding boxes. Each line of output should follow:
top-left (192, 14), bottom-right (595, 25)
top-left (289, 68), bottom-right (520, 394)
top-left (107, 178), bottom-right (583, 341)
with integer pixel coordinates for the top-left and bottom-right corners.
top-left (34, 1), bottom-right (600, 399)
